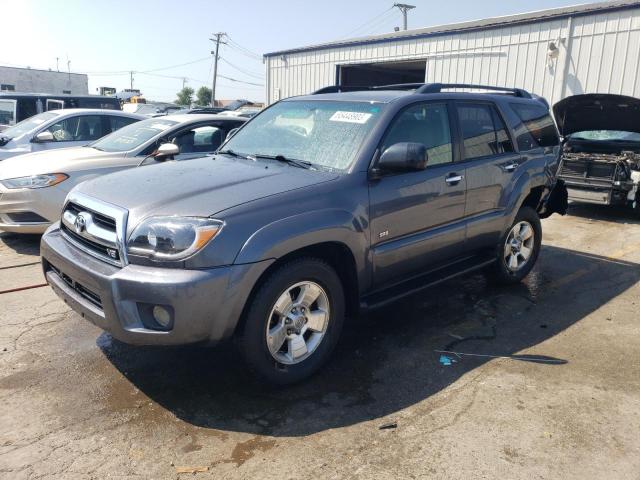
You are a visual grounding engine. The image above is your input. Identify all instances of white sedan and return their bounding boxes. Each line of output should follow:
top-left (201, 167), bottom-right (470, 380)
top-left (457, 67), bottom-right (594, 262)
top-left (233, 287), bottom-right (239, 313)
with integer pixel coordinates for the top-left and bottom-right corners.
top-left (0, 114), bottom-right (246, 233)
top-left (0, 109), bottom-right (144, 161)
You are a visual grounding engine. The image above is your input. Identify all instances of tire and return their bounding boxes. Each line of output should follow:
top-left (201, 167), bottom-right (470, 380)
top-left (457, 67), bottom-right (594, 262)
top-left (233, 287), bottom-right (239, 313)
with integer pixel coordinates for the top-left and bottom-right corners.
top-left (490, 206), bottom-right (542, 285)
top-left (239, 258), bottom-right (345, 385)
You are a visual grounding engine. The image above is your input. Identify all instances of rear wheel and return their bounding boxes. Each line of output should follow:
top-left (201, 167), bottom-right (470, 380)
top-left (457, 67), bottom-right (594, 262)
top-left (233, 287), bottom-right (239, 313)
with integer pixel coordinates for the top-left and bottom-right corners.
top-left (491, 206), bottom-right (542, 284)
top-left (239, 258), bottom-right (345, 385)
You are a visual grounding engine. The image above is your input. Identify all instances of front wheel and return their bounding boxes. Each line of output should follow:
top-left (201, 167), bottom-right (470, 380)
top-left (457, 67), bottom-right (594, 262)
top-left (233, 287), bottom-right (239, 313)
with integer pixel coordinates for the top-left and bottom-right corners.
top-left (239, 258), bottom-right (345, 385)
top-left (491, 206), bottom-right (542, 284)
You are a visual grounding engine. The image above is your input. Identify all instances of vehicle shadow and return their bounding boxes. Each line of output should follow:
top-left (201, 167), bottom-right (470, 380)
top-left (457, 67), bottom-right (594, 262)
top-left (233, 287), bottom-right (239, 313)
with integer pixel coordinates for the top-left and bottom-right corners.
top-left (566, 202), bottom-right (640, 224)
top-left (0, 232), bottom-right (41, 256)
top-left (99, 245), bottom-right (640, 437)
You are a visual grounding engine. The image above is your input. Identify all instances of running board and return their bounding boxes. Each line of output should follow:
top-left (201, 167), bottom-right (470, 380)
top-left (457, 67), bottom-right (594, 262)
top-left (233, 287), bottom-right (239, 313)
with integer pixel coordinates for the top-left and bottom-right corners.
top-left (360, 255), bottom-right (495, 312)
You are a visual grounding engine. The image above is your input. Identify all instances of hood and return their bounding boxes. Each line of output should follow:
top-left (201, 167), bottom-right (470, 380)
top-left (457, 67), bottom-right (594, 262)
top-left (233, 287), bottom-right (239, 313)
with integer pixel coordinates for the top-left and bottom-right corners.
top-left (553, 94), bottom-right (640, 136)
top-left (0, 147), bottom-right (122, 179)
top-left (74, 155), bottom-right (339, 230)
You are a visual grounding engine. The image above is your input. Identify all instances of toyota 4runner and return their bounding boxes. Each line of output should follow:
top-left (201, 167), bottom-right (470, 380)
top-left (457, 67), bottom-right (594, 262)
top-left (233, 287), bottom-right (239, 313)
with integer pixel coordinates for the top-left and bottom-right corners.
top-left (41, 83), bottom-right (567, 384)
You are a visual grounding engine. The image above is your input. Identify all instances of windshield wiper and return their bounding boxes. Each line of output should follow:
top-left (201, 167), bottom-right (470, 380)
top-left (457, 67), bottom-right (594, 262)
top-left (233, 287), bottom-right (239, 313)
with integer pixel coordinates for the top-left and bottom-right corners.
top-left (217, 149), bottom-right (248, 159)
top-left (250, 153), bottom-right (313, 169)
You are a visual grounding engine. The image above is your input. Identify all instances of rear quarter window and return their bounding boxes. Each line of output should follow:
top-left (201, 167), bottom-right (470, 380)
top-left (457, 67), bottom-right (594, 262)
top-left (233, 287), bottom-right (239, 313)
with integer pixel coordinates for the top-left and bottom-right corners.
top-left (510, 102), bottom-right (559, 150)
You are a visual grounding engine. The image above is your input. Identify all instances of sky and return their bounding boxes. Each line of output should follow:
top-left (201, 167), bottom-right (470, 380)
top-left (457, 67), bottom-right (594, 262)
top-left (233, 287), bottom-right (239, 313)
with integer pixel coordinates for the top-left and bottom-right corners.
top-left (2, 0), bottom-right (593, 103)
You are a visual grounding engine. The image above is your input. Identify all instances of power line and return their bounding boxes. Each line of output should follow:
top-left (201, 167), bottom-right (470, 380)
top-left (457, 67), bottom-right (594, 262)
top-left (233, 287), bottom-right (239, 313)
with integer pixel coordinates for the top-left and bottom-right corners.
top-left (219, 58), bottom-right (264, 79)
top-left (358, 12), bottom-right (398, 36)
top-left (342, 7), bottom-right (394, 38)
top-left (218, 74), bottom-right (263, 87)
top-left (140, 68), bottom-right (263, 87)
top-left (225, 37), bottom-right (262, 60)
top-left (139, 56), bottom-right (211, 73)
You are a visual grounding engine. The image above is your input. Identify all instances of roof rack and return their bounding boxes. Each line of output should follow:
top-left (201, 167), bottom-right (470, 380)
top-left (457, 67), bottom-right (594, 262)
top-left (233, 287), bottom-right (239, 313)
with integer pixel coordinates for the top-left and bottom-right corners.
top-left (416, 83), bottom-right (531, 98)
top-left (312, 82), bottom-right (532, 98)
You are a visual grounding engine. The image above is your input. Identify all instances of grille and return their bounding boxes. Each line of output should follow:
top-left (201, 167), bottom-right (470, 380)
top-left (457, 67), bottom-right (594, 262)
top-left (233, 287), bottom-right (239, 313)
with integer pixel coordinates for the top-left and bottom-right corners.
top-left (60, 194), bottom-right (126, 267)
top-left (66, 202), bottom-right (116, 230)
top-left (49, 264), bottom-right (102, 309)
top-left (61, 223), bottom-right (121, 262)
top-left (559, 158), bottom-right (617, 181)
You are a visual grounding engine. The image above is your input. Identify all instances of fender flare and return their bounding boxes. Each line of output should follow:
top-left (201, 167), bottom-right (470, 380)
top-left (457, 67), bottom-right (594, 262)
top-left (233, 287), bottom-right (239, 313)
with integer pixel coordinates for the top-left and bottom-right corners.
top-left (234, 208), bottom-right (370, 286)
top-left (504, 169), bottom-right (545, 224)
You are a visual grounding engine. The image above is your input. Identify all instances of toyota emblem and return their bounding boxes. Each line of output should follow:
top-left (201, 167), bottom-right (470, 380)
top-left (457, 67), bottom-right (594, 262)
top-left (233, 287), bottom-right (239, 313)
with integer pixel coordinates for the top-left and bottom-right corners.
top-left (74, 212), bottom-right (89, 234)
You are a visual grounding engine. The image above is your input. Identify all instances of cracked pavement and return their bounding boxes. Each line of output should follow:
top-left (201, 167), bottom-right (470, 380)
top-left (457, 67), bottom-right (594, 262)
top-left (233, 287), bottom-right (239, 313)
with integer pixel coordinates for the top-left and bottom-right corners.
top-left (1, 204), bottom-right (640, 479)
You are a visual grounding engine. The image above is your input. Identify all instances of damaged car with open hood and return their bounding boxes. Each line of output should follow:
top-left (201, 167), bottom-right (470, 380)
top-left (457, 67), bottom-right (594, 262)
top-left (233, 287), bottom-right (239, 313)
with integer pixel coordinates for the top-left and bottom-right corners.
top-left (554, 94), bottom-right (640, 215)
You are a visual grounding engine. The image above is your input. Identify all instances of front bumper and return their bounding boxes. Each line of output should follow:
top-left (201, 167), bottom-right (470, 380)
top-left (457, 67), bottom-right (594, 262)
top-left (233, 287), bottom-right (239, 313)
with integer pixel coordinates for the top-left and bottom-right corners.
top-left (41, 224), bottom-right (273, 345)
top-left (0, 184), bottom-right (68, 233)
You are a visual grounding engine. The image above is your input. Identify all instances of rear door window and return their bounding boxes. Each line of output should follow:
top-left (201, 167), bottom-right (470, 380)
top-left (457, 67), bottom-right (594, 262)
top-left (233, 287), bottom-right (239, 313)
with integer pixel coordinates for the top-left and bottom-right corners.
top-left (456, 103), bottom-right (514, 160)
top-left (510, 102), bottom-right (559, 150)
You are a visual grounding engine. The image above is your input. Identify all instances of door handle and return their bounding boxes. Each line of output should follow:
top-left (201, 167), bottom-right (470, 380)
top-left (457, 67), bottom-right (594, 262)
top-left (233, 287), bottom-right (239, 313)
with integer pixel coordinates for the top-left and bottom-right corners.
top-left (445, 173), bottom-right (463, 185)
top-left (503, 162), bottom-right (519, 172)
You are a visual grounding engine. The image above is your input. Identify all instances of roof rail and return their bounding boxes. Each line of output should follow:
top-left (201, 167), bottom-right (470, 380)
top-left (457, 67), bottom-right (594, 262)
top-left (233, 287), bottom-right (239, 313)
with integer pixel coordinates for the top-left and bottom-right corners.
top-left (416, 83), bottom-right (532, 98)
top-left (313, 82), bottom-right (532, 98)
top-left (312, 85), bottom-right (372, 94)
top-left (312, 83), bottom-right (424, 95)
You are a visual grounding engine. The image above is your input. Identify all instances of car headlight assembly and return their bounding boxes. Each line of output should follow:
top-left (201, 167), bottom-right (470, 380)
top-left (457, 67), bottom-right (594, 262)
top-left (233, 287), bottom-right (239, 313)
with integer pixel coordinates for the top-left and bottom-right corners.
top-left (1, 173), bottom-right (68, 189)
top-left (127, 217), bottom-right (223, 261)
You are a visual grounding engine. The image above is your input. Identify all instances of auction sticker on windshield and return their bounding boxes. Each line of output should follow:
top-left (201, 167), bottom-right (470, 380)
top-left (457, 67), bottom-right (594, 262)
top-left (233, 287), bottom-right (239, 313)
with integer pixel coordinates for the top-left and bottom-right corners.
top-left (330, 111), bottom-right (373, 124)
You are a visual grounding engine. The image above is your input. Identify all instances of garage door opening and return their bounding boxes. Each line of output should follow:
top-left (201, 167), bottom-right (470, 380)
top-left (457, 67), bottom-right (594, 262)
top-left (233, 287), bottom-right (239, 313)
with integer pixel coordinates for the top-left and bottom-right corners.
top-left (339, 61), bottom-right (426, 88)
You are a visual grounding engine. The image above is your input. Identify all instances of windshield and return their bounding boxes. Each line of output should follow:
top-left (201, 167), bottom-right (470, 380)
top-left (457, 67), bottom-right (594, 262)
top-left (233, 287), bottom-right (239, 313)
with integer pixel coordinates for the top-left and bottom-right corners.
top-left (0, 112), bottom-right (58, 139)
top-left (90, 118), bottom-right (178, 152)
top-left (221, 100), bottom-right (383, 171)
top-left (570, 130), bottom-right (640, 142)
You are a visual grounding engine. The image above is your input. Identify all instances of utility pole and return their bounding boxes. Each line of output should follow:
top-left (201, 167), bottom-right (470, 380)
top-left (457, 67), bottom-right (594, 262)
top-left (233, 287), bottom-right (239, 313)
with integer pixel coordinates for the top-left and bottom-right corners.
top-left (209, 32), bottom-right (226, 107)
top-left (182, 77), bottom-right (187, 89)
top-left (56, 57), bottom-right (59, 72)
top-left (393, 3), bottom-right (416, 30)
top-left (130, 71), bottom-right (134, 91)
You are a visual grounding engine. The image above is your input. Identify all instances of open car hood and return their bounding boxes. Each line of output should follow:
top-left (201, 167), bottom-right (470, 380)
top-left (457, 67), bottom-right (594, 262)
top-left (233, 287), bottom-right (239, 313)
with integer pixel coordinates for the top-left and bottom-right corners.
top-left (553, 94), bottom-right (640, 137)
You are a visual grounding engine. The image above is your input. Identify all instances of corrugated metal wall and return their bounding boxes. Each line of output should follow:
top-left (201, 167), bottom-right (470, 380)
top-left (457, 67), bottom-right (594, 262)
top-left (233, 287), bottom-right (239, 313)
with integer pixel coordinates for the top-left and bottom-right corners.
top-left (265, 6), bottom-right (640, 105)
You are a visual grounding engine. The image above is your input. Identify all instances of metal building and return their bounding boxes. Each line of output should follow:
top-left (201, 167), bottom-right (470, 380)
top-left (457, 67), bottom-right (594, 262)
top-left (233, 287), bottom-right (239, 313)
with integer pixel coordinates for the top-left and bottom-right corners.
top-left (0, 66), bottom-right (88, 95)
top-left (264, 0), bottom-right (640, 105)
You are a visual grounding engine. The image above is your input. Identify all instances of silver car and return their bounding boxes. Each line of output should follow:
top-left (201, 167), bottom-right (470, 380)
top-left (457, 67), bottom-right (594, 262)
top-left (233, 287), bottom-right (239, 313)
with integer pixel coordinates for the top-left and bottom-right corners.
top-left (0, 114), bottom-right (246, 233)
top-left (0, 109), bottom-right (144, 161)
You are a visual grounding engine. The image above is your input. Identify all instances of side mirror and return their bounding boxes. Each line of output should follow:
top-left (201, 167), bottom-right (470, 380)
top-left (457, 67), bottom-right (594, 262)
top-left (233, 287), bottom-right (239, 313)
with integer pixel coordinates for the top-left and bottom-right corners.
top-left (155, 143), bottom-right (180, 160)
top-left (34, 131), bottom-right (55, 143)
top-left (374, 142), bottom-right (428, 175)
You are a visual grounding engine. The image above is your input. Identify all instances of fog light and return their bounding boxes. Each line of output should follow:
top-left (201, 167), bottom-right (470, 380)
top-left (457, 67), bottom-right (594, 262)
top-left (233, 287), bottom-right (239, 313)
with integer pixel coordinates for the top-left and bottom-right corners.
top-left (152, 305), bottom-right (172, 328)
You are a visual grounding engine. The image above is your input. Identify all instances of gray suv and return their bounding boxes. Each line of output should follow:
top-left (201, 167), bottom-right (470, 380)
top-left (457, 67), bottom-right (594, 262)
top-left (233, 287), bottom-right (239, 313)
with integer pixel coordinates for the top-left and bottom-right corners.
top-left (41, 83), bottom-right (567, 384)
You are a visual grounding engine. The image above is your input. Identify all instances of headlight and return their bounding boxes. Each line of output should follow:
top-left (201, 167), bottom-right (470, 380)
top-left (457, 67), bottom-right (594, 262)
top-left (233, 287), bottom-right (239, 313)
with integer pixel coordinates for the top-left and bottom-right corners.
top-left (127, 216), bottom-right (223, 261)
top-left (1, 173), bottom-right (68, 189)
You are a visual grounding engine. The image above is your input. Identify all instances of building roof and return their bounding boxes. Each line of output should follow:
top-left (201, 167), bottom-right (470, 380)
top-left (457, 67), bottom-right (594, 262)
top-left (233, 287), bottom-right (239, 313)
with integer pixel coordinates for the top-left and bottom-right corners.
top-left (0, 65), bottom-right (88, 78)
top-left (265, 0), bottom-right (640, 57)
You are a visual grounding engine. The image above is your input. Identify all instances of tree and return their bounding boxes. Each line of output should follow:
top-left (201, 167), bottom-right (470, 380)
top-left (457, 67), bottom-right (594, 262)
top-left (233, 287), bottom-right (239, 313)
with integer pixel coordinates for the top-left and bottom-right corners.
top-left (175, 86), bottom-right (194, 106)
top-left (195, 86), bottom-right (212, 106)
